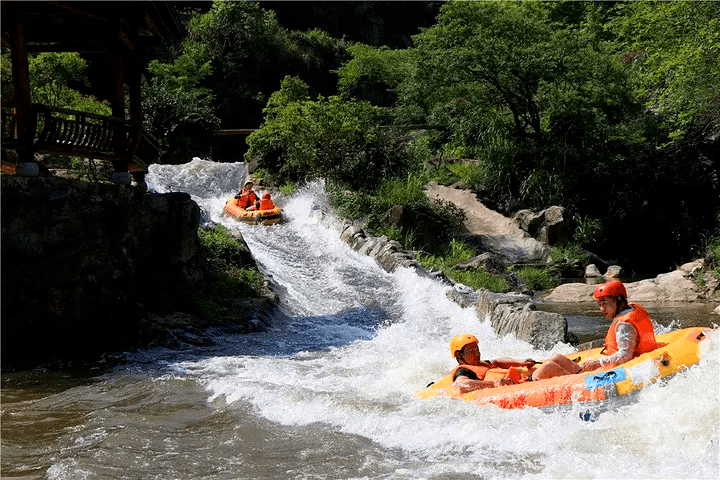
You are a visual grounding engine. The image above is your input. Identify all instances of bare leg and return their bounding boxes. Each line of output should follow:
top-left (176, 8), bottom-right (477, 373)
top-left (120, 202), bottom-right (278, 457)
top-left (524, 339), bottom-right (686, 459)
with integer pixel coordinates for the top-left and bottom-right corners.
top-left (532, 354), bottom-right (582, 380)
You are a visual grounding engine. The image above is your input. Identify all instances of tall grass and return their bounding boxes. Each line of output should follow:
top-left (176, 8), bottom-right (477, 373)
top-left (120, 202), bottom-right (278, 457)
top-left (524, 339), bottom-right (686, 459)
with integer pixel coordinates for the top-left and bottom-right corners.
top-left (417, 239), bottom-right (510, 292)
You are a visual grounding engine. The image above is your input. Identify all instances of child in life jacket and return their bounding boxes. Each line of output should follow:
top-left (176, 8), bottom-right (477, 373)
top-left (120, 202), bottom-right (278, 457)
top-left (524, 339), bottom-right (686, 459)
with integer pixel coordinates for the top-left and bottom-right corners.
top-left (234, 181), bottom-right (260, 210)
top-left (450, 333), bottom-right (536, 393)
top-left (258, 192), bottom-right (275, 210)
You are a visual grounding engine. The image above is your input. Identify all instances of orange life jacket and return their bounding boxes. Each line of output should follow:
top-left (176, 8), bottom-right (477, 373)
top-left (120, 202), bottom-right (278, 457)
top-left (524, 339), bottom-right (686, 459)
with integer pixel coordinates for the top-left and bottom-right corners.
top-left (451, 363), bottom-right (492, 381)
top-left (235, 191), bottom-right (258, 208)
top-left (259, 196), bottom-right (275, 210)
top-left (604, 302), bottom-right (657, 356)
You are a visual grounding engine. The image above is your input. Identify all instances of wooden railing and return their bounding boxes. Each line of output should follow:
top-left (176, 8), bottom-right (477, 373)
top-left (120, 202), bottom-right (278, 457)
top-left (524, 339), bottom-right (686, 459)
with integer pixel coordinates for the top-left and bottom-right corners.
top-left (1, 104), bottom-right (159, 169)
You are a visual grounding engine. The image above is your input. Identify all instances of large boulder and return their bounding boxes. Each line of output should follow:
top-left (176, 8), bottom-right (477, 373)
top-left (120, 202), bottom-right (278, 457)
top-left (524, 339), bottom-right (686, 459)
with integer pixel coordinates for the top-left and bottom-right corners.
top-left (514, 206), bottom-right (572, 247)
top-left (425, 183), bottom-right (549, 264)
top-left (543, 260), bottom-right (709, 302)
top-left (476, 290), bottom-right (570, 349)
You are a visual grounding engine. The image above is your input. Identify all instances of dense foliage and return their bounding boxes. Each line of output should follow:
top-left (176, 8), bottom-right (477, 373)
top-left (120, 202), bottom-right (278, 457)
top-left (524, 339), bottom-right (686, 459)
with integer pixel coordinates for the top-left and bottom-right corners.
top-left (245, 76), bottom-right (419, 191)
top-left (1, 52), bottom-right (111, 115)
top-left (140, 1), bottom-right (348, 163)
top-left (194, 225), bottom-right (265, 319)
top-left (8, 0), bottom-right (718, 277)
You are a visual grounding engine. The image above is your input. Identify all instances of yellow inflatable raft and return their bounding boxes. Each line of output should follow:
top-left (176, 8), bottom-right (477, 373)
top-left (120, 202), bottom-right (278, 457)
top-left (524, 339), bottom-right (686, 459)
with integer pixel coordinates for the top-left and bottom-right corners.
top-left (223, 198), bottom-right (282, 225)
top-left (417, 327), bottom-right (710, 409)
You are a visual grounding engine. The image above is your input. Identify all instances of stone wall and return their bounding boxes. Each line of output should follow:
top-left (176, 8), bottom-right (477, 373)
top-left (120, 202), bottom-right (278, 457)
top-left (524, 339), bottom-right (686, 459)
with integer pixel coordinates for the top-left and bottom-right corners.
top-left (475, 290), bottom-right (572, 349)
top-left (1, 176), bottom-right (203, 364)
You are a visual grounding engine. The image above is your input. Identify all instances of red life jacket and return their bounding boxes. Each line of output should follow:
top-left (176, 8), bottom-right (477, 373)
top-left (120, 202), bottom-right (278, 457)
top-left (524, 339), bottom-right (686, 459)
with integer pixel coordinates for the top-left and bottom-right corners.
top-left (604, 302), bottom-right (657, 356)
top-left (259, 196), bottom-right (275, 210)
top-left (235, 191), bottom-right (258, 208)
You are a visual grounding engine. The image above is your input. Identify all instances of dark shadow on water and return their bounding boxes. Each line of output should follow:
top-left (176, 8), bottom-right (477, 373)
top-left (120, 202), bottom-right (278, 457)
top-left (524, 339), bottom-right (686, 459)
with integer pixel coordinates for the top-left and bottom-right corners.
top-left (112, 306), bottom-right (389, 375)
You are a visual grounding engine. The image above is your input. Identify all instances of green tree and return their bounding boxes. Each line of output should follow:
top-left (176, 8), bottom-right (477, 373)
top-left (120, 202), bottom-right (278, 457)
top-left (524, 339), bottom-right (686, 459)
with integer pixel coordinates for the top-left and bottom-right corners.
top-left (402, 2), bottom-right (637, 211)
top-left (1, 52), bottom-right (111, 116)
top-left (141, 47), bottom-right (220, 164)
top-left (245, 76), bottom-right (415, 191)
top-left (337, 43), bottom-right (413, 108)
top-left (186, 1), bottom-right (345, 128)
top-left (609, 1), bottom-right (720, 141)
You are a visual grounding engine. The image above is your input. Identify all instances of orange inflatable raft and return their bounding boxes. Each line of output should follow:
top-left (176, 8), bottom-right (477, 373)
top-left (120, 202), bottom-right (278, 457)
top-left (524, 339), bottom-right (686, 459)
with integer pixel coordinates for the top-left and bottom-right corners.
top-left (223, 198), bottom-right (282, 225)
top-left (417, 327), bottom-right (710, 409)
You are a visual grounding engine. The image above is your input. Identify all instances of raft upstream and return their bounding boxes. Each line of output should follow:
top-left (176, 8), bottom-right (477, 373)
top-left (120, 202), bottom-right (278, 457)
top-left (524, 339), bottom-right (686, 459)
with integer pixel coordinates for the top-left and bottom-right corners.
top-left (223, 198), bottom-right (282, 225)
top-left (417, 327), bottom-right (710, 409)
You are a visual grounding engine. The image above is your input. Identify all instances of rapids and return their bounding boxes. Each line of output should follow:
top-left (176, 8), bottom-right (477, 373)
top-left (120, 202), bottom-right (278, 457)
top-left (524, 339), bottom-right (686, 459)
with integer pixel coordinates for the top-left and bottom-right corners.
top-left (2, 158), bottom-right (718, 479)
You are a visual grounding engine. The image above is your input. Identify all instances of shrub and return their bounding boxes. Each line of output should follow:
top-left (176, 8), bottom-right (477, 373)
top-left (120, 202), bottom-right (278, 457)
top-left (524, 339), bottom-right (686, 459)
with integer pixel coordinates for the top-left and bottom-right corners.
top-left (446, 268), bottom-right (510, 293)
top-left (246, 76), bottom-right (417, 192)
top-left (511, 266), bottom-right (557, 291)
top-left (278, 181), bottom-right (297, 195)
top-left (415, 239), bottom-right (509, 292)
top-left (446, 161), bottom-right (486, 186)
top-left (193, 225), bottom-right (264, 320)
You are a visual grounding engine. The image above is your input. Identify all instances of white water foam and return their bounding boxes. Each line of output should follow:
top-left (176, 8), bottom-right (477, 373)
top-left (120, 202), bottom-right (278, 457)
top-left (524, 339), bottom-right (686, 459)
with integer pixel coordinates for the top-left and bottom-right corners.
top-left (151, 159), bottom-right (720, 479)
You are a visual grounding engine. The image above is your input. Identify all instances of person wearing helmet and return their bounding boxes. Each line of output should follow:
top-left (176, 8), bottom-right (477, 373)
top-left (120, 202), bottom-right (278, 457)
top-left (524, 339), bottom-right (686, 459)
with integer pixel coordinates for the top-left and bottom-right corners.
top-left (450, 333), bottom-right (536, 393)
top-left (532, 280), bottom-right (657, 380)
top-left (581, 279), bottom-right (657, 371)
top-left (258, 192), bottom-right (275, 211)
top-left (234, 180), bottom-right (260, 210)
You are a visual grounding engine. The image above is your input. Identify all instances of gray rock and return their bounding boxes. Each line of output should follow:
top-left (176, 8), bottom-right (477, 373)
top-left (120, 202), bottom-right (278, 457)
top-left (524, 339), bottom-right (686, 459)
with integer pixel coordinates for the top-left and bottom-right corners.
top-left (536, 206), bottom-right (571, 247)
top-left (476, 289), bottom-right (569, 349)
top-left (544, 260), bottom-right (709, 302)
top-left (455, 252), bottom-right (507, 274)
top-left (585, 264), bottom-right (602, 278)
top-left (605, 265), bottom-right (624, 278)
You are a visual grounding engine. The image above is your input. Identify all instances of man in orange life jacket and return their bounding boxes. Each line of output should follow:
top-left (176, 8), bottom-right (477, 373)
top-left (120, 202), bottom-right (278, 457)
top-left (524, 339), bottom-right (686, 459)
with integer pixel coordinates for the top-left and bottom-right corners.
top-left (234, 181), bottom-right (260, 211)
top-left (532, 279), bottom-right (657, 380)
top-left (450, 334), bottom-right (536, 393)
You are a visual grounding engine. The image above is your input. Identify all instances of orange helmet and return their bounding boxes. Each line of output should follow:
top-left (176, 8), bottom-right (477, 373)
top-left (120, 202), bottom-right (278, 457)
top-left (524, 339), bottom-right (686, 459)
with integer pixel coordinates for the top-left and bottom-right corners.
top-left (450, 333), bottom-right (478, 358)
top-left (262, 192), bottom-right (271, 200)
top-left (593, 280), bottom-right (627, 300)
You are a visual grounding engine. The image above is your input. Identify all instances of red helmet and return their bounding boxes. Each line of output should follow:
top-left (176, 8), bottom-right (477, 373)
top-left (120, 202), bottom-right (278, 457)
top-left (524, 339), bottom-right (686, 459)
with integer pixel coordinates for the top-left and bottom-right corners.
top-left (593, 280), bottom-right (627, 300)
top-left (262, 192), bottom-right (271, 200)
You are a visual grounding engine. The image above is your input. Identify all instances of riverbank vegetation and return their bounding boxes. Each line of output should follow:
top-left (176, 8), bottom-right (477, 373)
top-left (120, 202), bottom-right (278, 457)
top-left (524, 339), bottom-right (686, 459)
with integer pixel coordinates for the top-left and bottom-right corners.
top-left (5, 1), bottom-right (718, 287)
top-left (193, 225), bottom-right (265, 319)
top-left (243, 1), bottom-right (717, 279)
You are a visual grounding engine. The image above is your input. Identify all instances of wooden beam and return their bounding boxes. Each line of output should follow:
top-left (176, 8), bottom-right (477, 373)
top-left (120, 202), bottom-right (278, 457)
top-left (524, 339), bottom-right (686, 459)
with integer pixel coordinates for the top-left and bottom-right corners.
top-left (44, 2), bottom-right (109, 23)
top-left (27, 41), bottom-right (109, 53)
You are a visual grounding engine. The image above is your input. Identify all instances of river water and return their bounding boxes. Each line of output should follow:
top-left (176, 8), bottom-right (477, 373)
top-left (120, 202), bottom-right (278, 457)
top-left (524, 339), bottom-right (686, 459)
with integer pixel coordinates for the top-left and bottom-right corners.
top-left (2, 159), bottom-right (719, 479)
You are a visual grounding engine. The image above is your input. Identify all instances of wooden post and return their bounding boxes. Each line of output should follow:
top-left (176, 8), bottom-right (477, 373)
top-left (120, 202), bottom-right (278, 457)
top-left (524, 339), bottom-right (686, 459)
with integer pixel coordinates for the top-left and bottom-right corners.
top-left (108, 21), bottom-right (130, 184)
top-left (127, 51), bottom-right (142, 127)
top-left (8, 4), bottom-right (34, 166)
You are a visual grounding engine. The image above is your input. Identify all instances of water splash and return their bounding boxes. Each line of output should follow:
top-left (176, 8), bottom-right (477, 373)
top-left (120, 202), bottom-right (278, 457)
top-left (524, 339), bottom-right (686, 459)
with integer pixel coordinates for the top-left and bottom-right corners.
top-left (134, 159), bottom-right (720, 478)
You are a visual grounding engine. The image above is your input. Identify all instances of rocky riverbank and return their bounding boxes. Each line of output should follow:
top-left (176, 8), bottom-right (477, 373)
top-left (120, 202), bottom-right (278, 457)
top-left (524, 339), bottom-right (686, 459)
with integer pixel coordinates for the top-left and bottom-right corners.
top-left (1, 177), bottom-right (276, 368)
top-left (3, 175), bottom-right (716, 367)
top-left (317, 185), bottom-right (720, 348)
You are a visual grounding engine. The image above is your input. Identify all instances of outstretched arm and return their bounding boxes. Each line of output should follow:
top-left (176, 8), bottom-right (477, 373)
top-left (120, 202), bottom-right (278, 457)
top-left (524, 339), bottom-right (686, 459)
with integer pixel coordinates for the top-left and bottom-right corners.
top-left (491, 357), bottom-right (536, 369)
